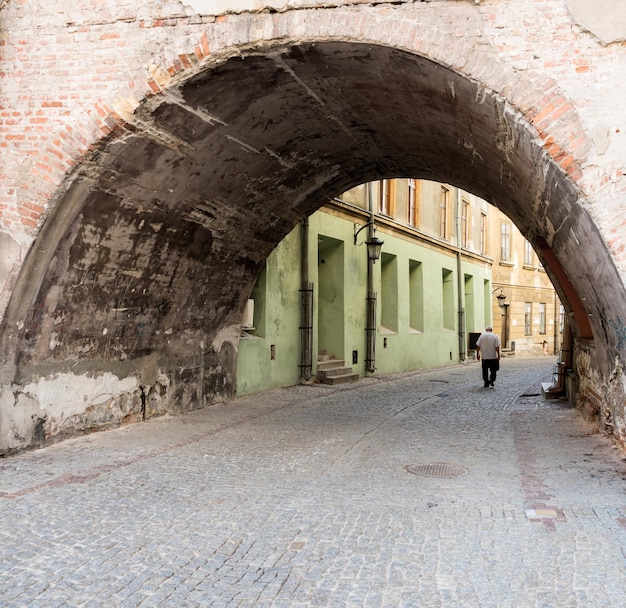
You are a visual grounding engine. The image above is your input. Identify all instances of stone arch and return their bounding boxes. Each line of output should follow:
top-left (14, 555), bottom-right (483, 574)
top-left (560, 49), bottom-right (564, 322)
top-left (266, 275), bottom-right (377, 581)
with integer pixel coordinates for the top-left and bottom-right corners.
top-left (3, 5), bottom-right (596, 239)
top-left (1, 5), bottom-right (625, 453)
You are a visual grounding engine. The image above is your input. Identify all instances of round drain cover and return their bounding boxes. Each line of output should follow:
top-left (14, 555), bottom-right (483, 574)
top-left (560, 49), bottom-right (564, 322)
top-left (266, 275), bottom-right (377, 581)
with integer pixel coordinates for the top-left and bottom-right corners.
top-left (406, 463), bottom-right (468, 478)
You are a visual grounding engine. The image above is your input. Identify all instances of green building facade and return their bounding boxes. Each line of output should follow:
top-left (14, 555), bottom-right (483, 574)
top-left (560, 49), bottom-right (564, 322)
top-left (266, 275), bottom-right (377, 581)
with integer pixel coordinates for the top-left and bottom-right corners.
top-left (237, 180), bottom-right (494, 396)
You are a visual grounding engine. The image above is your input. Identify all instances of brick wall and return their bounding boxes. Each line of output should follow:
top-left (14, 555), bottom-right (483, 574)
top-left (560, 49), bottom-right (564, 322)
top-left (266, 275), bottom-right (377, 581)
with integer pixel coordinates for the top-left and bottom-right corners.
top-left (0, 1), bottom-right (213, 240)
top-left (2, 1), bottom-right (624, 243)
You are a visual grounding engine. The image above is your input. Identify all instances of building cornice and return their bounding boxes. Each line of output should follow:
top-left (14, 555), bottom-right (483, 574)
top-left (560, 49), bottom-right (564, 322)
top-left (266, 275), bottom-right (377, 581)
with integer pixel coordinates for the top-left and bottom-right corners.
top-left (323, 198), bottom-right (493, 267)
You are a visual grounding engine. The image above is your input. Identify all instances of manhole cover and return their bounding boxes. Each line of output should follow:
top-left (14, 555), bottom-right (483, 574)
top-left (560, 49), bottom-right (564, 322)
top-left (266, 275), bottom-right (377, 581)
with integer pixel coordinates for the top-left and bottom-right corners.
top-left (406, 463), bottom-right (468, 478)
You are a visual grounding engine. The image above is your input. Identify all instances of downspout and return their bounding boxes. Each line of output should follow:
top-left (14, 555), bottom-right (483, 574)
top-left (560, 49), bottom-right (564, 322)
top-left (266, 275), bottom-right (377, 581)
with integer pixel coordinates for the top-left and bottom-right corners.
top-left (456, 189), bottom-right (466, 361)
top-left (553, 294), bottom-right (559, 356)
top-left (299, 218), bottom-right (313, 381)
top-left (365, 182), bottom-right (377, 373)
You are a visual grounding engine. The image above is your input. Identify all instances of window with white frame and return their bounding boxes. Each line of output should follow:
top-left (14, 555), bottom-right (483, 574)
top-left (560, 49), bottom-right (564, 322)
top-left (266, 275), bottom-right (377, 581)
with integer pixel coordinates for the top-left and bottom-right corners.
top-left (524, 239), bottom-right (533, 266)
top-left (501, 222), bottom-right (512, 261)
top-left (480, 212), bottom-right (487, 255)
top-left (407, 178), bottom-right (419, 227)
top-left (439, 187), bottom-right (450, 239)
top-left (379, 179), bottom-right (393, 216)
top-left (461, 200), bottom-right (470, 248)
top-left (539, 302), bottom-right (546, 334)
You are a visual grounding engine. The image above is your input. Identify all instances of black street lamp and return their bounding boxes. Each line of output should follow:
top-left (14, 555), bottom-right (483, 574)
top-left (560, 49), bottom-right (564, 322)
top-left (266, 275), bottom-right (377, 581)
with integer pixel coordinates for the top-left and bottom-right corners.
top-left (354, 222), bottom-right (384, 263)
top-left (365, 235), bottom-right (384, 262)
top-left (494, 288), bottom-right (507, 309)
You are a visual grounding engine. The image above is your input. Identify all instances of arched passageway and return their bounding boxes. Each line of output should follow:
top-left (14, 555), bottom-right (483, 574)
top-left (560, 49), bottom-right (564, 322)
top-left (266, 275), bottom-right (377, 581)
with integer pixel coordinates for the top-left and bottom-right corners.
top-left (1, 40), bottom-right (625, 453)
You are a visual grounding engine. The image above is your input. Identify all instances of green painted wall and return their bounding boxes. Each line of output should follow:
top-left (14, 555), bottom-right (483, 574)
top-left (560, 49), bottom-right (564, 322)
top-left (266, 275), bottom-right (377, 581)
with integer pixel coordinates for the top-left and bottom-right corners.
top-left (237, 228), bottom-right (302, 396)
top-left (237, 207), bottom-right (492, 395)
top-left (317, 235), bottom-right (345, 359)
top-left (368, 227), bottom-right (491, 374)
top-left (309, 211), bottom-right (369, 375)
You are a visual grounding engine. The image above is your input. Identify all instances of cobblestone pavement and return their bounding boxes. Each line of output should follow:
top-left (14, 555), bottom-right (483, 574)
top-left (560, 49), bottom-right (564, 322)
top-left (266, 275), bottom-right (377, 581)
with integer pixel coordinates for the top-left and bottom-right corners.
top-left (2, 357), bottom-right (626, 607)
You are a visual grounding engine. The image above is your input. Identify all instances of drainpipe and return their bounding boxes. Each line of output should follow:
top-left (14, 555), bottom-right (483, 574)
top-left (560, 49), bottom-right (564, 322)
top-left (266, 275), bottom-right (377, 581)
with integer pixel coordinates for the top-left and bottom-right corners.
top-left (365, 182), bottom-right (377, 373)
top-left (553, 294), bottom-right (559, 357)
top-left (456, 189), bottom-right (466, 361)
top-left (299, 218), bottom-right (313, 381)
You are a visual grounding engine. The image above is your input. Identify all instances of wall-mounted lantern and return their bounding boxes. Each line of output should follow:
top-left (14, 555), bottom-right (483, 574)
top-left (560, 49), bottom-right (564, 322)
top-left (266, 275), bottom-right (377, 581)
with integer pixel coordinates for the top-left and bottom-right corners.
top-left (365, 236), bottom-right (384, 262)
top-left (354, 222), bottom-right (384, 263)
top-left (493, 287), bottom-right (507, 309)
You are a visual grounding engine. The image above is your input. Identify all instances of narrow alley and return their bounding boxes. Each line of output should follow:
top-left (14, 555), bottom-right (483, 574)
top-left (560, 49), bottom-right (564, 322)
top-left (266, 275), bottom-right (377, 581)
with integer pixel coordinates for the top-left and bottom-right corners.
top-left (1, 357), bottom-right (625, 607)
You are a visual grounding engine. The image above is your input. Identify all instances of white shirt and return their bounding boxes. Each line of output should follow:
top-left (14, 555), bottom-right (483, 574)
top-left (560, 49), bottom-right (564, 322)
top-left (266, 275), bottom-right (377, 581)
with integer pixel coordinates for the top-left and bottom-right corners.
top-left (476, 331), bottom-right (501, 359)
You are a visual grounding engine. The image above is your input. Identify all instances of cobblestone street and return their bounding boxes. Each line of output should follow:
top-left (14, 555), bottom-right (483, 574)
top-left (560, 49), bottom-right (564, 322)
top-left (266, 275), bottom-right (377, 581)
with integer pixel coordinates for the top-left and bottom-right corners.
top-left (1, 357), bottom-right (626, 607)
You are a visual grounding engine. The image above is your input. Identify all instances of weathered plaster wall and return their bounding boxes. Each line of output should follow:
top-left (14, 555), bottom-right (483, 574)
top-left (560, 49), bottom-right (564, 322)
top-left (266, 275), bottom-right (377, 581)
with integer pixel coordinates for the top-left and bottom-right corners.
top-left (0, 0), bottom-right (625, 453)
top-left (565, 0), bottom-right (626, 45)
top-left (0, 373), bottom-right (140, 452)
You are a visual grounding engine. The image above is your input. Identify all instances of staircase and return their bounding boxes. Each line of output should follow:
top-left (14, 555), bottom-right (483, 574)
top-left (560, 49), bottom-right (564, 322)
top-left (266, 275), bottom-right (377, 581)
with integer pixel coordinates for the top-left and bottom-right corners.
top-left (541, 347), bottom-right (571, 400)
top-left (317, 351), bottom-right (359, 385)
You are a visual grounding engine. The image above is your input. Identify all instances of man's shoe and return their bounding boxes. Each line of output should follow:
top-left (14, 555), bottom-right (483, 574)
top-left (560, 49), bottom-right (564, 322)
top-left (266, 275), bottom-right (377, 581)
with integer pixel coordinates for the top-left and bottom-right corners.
top-left (490, 382), bottom-right (495, 387)
top-left (484, 382), bottom-right (489, 388)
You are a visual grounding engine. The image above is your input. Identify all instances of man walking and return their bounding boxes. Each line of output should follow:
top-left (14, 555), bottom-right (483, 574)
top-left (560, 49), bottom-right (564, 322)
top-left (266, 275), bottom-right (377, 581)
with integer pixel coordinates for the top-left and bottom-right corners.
top-left (476, 326), bottom-right (501, 387)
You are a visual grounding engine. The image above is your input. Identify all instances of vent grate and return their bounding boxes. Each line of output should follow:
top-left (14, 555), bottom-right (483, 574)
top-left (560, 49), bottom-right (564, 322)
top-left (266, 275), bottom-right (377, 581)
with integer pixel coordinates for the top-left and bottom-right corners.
top-left (406, 463), bottom-right (468, 478)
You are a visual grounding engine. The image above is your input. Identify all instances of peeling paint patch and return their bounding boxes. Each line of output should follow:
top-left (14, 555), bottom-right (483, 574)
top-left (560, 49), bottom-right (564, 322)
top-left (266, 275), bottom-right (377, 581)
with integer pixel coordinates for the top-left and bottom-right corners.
top-left (23, 372), bottom-right (138, 417)
top-left (566, 0), bottom-right (626, 44)
top-left (212, 325), bottom-right (240, 353)
top-left (0, 388), bottom-right (44, 453)
top-left (184, 0), bottom-right (289, 16)
top-left (0, 372), bottom-right (144, 454)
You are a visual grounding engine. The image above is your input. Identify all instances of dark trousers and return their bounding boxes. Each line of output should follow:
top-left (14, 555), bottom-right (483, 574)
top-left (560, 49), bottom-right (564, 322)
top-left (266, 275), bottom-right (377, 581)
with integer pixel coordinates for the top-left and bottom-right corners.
top-left (482, 359), bottom-right (499, 384)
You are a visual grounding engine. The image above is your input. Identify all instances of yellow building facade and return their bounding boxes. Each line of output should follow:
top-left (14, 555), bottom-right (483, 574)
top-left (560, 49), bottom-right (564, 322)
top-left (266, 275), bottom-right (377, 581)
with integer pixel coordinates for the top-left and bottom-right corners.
top-left (488, 208), bottom-right (561, 355)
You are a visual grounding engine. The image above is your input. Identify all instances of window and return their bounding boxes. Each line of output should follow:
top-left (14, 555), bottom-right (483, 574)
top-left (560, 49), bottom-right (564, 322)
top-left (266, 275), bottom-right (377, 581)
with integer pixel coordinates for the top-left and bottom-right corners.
top-left (525, 302), bottom-right (532, 336)
top-left (407, 178), bottom-right (419, 227)
top-left (559, 304), bottom-right (565, 334)
top-left (539, 302), bottom-right (546, 334)
top-left (461, 200), bottom-right (470, 248)
top-left (480, 212), bottom-right (487, 255)
top-left (379, 180), bottom-right (395, 217)
top-left (439, 187), bottom-right (450, 239)
top-left (501, 222), bottom-right (512, 261)
top-left (524, 239), bottom-right (533, 266)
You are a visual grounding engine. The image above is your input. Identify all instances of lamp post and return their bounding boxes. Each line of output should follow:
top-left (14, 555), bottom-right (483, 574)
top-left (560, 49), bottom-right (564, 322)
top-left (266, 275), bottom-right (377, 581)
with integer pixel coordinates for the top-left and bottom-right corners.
top-left (493, 287), bottom-right (508, 348)
top-left (355, 221), bottom-right (383, 373)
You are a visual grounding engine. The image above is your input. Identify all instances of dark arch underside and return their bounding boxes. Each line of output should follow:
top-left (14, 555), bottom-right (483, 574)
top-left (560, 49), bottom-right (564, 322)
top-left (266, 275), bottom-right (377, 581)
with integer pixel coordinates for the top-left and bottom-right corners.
top-left (2, 41), bottom-right (624, 401)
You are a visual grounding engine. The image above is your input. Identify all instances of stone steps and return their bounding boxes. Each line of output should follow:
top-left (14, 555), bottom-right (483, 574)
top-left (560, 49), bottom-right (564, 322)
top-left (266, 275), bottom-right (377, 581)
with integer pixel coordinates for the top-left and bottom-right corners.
top-left (317, 351), bottom-right (359, 385)
top-left (541, 381), bottom-right (563, 399)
